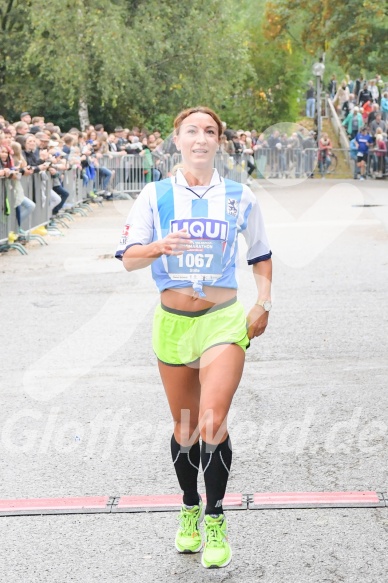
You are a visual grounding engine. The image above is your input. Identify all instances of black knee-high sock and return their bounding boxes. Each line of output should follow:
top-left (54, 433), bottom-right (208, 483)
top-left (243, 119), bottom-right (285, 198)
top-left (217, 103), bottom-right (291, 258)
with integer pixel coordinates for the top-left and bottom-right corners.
top-left (171, 434), bottom-right (200, 507)
top-left (201, 436), bottom-right (232, 515)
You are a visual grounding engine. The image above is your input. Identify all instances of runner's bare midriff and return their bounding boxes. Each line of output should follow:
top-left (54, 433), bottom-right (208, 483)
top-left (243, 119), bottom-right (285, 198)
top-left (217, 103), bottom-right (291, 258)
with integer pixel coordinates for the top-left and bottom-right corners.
top-left (161, 286), bottom-right (237, 312)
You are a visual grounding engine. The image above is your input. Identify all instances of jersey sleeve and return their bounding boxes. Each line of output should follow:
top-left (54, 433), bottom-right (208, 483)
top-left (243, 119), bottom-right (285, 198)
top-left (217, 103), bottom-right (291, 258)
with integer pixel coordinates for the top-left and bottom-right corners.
top-left (115, 184), bottom-right (154, 260)
top-left (240, 187), bottom-right (272, 265)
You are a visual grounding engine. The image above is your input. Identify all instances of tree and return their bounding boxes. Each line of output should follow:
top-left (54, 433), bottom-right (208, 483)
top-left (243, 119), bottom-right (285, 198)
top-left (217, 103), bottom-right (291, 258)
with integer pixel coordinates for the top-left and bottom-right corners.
top-left (25, 0), bottom-right (132, 128)
top-left (263, 0), bottom-right (388, 75)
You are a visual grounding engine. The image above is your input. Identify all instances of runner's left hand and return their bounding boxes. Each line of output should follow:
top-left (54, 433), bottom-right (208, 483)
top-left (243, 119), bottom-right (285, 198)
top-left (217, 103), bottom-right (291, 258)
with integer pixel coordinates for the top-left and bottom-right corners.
top-left (246, 305), bottom-right (269, 339)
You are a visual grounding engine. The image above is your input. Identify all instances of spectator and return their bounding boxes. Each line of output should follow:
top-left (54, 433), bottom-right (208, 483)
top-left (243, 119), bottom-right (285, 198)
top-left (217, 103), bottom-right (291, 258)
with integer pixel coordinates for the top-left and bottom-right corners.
top-left (333, 81), bottom-right (350, 118)
top-left (15, 121), bottom-right (30, 137)
top-left (305, 80), bottom-right (315, 118)
top-left (221, 133), bottom-right (235, 156)
top-left (368, 80), bottom-right (380, 103)
top-left (153, 129), bottom-right (164, 148)
top-left (267, 130), bottom-right (282, 178)
top-left (107, 133), bottom-right (121, 153)
top-left (367, 103), bottom-right (380, 126)
top-left (1, 142), bottom-right (35, 234)
top-left (62, 134), bottom-right (75, 157)
top-left (147, 134), bottom-right (158, 152)
top-left (46, 146), bottom-right (70, 215)
top-left (354, 76), bottom-right (364, 99)
top-left (342, 107), bottom-right (364, 139)
top-left (90, 139), bottom-right (113, 199)
top-left (2, 128), bottom-right (14, 148)
top-left (381, 92), bottom-right (388, 121)
top-left (21, 134), bottom-right (50, 173)
top-left (318, 132), bottom-right (332, 174)
top-left (240, 132), bottom-right (255, 184)
top-left (347, 93), bottom-right (357, 114)
top-left (139, 137), bottom-right (154, 184)
top-left (231, 132), bottom-right (244, 158)
top-left (369, 113), bottom-right (387, 138)
top-left (355, 126), bottom-right (373, 180)
top-left (250, 130), bottom-right (258, 146)
top-left (358, 83), bottom-right (372, 107)
top-left (375, 75), bottom-right (384, 103)
top-left (30, 116), bottom-right (45, 134)
top-left (349, 135), bottom-right (360, 179)
top-left (20, 112), bottom-right (31, 125)
top-left (328, 74), bottom-right (337, 99)
top-left (253, 133), bottom-right (269, 179)
top-left (302, 130), bottom-right (316, 178)
top-left (35, 132), bottom-right (51, 154)
top-left (374, 130), bottom-right (387, 176)
top-left (114, 126), bottom-right (127, 150)
top-left (361, 101), bottom-right (373, 125)
top-left (123, 135), bottom-right (143, 155)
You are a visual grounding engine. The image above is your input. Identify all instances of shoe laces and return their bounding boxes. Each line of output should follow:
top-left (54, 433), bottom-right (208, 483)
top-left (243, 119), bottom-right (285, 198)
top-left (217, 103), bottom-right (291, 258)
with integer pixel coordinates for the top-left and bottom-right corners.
top-left (178, 506), bottom-right (200, 537)
top-left (205, 516), bottom-right (226, 547)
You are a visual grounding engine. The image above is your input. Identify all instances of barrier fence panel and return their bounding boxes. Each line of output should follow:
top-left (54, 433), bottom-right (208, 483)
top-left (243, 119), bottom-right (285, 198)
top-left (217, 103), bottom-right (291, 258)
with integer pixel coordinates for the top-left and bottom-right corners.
top-left (62, 168), bottom-right (79, 207)
top-left (254, 147), bottom-right (315, 179)
top-left (97, 155), bottom-right (146, 194)
top-left (0, 179), bottom-right (10, 246)
top-left (368, 150), bottom-right (388, 179)
top-left (97, 151), bottom-right (249, 194)
top-left (28, 173), bottom-right (51, 230)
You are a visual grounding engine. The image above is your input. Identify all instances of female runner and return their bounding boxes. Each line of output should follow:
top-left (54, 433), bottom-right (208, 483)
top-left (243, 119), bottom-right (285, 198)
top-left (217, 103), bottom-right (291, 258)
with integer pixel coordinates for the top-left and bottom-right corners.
top-left (115, 106), bottom-right (272, 569)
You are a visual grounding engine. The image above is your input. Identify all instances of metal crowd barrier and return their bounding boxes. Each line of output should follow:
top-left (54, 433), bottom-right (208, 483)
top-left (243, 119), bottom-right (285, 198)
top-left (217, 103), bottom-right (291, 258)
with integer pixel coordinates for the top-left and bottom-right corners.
top-left (0, 168), bottom-right (97, 255)
top-left (0, 179), bottom-right (10, 248)
top-left (95, 154), bottom-right (144, 194)
top-left (367, 150), bottom-right (388, 179)
top-left (79, 148), bottom-right (388, 190)
top-left (253, 147), bottom-right (317, 178)
top-left (96, 151), bottom-right (249, 194)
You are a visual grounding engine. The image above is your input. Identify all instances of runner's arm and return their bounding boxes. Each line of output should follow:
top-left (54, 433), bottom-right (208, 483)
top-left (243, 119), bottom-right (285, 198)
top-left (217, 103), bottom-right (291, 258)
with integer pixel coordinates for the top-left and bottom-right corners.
top-left (122, 230), bottom-right (190, 272)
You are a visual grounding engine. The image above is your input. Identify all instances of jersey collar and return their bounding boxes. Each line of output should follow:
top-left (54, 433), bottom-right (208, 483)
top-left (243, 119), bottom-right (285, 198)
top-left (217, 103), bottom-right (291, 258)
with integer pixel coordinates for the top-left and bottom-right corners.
top-left (175, 168), bottom-right (222, 187)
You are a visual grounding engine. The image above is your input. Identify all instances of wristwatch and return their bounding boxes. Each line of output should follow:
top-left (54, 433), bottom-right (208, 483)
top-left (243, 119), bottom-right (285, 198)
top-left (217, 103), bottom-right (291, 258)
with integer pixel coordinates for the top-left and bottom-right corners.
top-left (255, 299), bottom-right (272, 312)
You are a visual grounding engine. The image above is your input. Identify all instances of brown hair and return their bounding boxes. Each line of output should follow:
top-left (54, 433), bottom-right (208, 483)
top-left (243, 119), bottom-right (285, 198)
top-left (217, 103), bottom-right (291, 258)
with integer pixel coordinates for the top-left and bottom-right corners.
top-left (173, 106), bottom-right (223, 138)
top-left (10, 141), bottom-right (26, 168)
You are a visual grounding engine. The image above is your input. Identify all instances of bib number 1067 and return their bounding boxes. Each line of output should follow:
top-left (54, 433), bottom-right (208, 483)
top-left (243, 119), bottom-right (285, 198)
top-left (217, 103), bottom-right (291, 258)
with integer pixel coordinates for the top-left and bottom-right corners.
top-left (177, 253), bottom-right (213, 268)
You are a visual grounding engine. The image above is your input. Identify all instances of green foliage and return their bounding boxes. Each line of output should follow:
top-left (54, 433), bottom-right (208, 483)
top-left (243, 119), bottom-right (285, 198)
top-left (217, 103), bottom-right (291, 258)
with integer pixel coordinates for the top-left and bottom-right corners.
top-left (0, 0), bottom-right (386, 131)
top-left (264, 0), bottom-right (388, 76)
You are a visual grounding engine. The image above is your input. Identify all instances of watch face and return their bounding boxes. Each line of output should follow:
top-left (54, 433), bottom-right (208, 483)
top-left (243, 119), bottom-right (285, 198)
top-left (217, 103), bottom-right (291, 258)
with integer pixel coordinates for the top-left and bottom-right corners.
top-left (263, 301), bottom-right (272, 312)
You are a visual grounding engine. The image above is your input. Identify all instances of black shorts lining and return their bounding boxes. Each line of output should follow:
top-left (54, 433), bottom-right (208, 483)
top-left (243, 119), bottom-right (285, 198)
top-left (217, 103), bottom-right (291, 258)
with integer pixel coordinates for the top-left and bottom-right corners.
top-left (160, 296), bottom-right (237, 318)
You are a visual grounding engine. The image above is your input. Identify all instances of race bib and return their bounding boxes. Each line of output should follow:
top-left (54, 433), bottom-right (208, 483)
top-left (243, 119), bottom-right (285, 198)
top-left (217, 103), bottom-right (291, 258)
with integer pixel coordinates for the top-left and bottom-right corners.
top-left (167, 218), bottom-right (228, 282)
top-left (167, 239), bottom-right (223, 282)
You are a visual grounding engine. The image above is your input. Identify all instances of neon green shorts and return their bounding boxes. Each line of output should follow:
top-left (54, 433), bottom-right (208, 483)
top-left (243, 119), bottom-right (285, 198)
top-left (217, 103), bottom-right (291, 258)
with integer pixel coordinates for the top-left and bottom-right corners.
top-left (152, 297), bottom-right (250, 366)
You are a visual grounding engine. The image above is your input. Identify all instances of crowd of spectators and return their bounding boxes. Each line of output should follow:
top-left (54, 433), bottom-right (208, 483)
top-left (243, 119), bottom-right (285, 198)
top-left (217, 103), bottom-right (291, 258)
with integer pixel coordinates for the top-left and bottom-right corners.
top-left (304, 72), bottom-right (388, 179)
top-left (0, 114), bottom-right (173, 235)
top-left (1, 97), bottom-right (387, 241)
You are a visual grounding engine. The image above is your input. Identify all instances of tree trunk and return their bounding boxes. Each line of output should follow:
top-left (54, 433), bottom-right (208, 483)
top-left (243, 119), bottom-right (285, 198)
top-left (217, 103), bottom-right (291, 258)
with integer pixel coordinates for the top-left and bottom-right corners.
top-left (78, 98), bottom-right (90, 130)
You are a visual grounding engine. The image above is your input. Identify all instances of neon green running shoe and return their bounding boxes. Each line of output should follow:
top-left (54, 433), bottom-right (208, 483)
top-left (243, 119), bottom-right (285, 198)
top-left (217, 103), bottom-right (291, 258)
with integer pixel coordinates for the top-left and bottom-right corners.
top-left (175, 498), bottom-right (204, 553)
top-left (202, 514), bottom-right (232, 569)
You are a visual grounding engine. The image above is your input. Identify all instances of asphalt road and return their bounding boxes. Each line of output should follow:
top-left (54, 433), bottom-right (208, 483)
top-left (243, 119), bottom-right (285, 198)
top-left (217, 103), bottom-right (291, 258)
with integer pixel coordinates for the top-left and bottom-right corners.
top-left (1, 178), bottom-right (387, 582)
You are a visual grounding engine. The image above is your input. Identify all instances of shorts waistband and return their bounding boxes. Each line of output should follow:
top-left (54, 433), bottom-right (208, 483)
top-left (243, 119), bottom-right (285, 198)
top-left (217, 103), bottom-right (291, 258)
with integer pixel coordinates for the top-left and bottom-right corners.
top-left (160, 296), bottom-right (237, 318)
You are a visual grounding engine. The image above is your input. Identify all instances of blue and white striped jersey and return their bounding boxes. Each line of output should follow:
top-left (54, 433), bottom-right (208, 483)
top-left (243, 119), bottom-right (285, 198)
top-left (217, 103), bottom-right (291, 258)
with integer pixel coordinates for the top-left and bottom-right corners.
top-left (115, 169), bottom-right (271, 293)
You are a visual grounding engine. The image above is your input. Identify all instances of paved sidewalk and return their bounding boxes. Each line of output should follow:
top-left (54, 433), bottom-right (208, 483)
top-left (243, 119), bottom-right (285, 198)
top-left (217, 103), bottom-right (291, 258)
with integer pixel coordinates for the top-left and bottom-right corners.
top-left (1, 179), bottom-right (387, 582)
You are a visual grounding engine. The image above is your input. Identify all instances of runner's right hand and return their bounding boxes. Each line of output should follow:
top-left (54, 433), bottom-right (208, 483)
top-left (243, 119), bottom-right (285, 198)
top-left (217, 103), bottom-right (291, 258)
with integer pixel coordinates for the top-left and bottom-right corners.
top-left (156, 229), bottom-right (191, 256)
